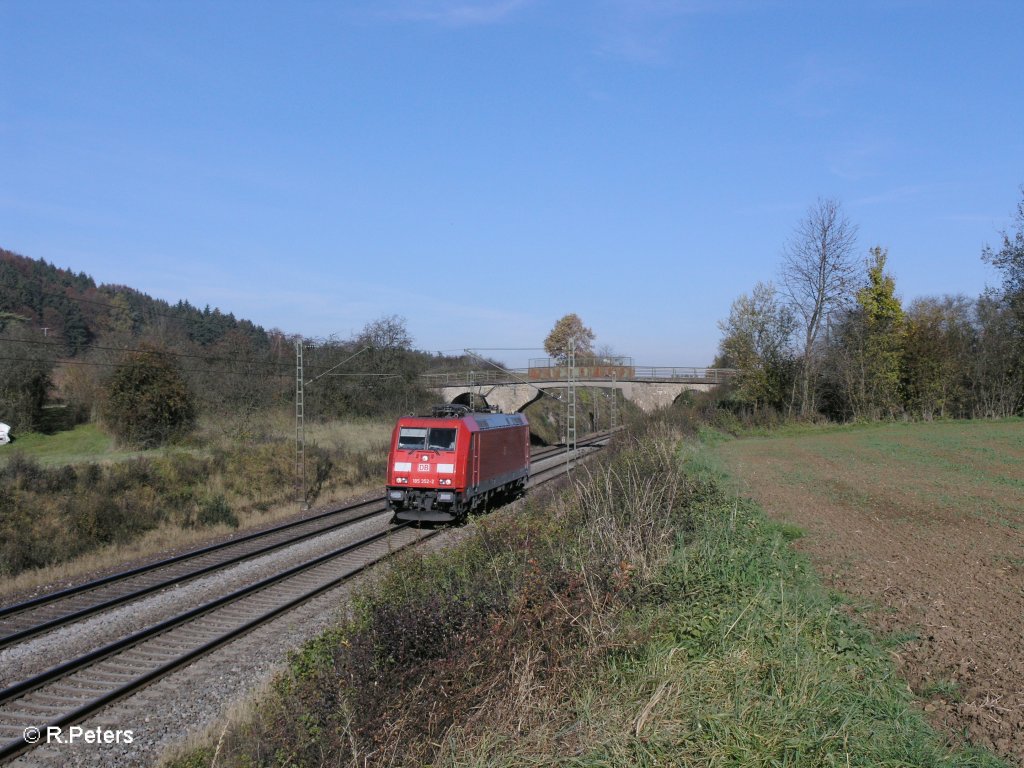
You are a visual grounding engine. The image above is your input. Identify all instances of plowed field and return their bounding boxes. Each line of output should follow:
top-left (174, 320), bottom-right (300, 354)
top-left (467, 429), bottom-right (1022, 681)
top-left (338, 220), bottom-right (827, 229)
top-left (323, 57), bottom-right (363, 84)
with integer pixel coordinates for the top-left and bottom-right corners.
top-left (716, 419), bottom-right (1024, 765)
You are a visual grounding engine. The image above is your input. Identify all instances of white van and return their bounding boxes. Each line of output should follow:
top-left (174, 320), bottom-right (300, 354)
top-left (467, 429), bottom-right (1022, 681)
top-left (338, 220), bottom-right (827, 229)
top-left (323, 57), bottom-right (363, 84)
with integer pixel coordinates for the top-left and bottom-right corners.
top-left (0, 422), bottom-right (11, 446)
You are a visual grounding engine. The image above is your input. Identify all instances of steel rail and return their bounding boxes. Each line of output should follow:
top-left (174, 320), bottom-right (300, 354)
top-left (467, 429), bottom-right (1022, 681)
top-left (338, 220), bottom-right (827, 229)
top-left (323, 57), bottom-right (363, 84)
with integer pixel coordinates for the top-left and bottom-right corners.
top-left (0, 437), bottom-right (608, 649)
top-left (0, 501), bottom-right (387, 651)
top-left (0, 435), bottom-right (610, 763)
top-left (0, 523), bottom-right (433, 762)
top-left (0, 497), bottom-right (386, 621)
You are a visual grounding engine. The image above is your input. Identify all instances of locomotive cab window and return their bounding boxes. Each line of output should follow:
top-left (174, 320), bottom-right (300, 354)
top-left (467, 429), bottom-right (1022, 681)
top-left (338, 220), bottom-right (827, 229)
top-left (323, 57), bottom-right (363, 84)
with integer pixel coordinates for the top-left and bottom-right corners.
top-left (427, 428), bottom-right (457, 451)
top-left (398, 427), bottom-right (427, 449)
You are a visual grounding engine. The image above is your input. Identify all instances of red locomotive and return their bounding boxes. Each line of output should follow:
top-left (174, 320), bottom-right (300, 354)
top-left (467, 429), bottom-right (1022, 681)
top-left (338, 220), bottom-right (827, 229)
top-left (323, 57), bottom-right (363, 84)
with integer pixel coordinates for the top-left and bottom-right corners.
top-left (386, 405), bottom-right (530, 522)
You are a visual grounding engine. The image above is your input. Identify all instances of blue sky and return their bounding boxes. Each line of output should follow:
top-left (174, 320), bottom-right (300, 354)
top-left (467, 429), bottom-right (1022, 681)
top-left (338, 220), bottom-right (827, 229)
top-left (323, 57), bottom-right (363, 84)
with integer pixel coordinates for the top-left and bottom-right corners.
top-left (2, 1), bottom-right (1022, 367)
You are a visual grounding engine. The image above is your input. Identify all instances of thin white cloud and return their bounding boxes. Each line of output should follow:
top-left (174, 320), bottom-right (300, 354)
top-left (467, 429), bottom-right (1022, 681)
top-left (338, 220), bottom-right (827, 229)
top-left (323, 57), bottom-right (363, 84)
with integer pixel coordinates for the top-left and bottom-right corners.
top-left (594, 0), bottom-right (768, 64)
top-left (776, 55), bottom-right (863, 120)
top-left (851, 183), bottom-right (955, 207)
top-left (826, 141), bottom-right (885, 181)
top-left (379, 0), bottom-right (533, 27)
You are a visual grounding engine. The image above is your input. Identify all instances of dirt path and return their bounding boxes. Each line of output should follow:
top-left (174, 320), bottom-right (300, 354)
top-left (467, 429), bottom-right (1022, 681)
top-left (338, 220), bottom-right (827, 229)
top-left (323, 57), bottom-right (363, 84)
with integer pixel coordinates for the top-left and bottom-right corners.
top-left (716, 422), bottom-right (1024, 765)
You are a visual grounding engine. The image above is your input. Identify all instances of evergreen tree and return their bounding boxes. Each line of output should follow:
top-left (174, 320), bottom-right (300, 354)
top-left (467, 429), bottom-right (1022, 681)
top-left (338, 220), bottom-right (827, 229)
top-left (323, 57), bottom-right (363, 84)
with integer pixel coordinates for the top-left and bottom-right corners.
top-left (855, 247), bottom-right (905, 418)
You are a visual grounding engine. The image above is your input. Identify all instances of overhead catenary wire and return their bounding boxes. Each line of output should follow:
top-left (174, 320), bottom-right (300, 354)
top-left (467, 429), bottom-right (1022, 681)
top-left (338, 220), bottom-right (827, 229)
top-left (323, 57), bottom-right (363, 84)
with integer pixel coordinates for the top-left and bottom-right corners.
top-left (0, 354), bottom-right (403, 381)
top-left (0, 334), bottom-right (296, 369)
top-left (304, 346), bottom-right (370, 386)
top-left (0, 354), bottom-right (295, 379)
top-left (462, 349), bottom-right (564, 403)
top-left (0, 335), bottom-right (402, 379)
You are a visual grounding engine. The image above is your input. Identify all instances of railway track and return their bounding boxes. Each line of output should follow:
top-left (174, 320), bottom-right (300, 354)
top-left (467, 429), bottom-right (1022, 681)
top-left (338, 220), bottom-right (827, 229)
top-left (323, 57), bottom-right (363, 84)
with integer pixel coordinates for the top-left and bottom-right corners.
top-left (0, 434), bottom-right (610, 764)
top-left (0, 437), bottom-right (601, 653)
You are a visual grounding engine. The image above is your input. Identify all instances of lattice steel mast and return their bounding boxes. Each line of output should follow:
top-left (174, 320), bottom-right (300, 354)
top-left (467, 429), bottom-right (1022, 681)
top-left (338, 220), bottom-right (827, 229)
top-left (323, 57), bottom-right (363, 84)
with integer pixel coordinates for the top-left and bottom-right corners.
top-left (294, 338), bottom-right (306, 506)
top-left (566, 339), bottom-right (577, 470)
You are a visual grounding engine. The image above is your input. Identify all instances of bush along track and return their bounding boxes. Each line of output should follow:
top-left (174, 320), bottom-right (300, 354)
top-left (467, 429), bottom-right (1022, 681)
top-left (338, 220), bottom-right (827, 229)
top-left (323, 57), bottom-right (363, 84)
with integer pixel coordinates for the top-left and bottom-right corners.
top-left (0, 439), bottom-right (386, 579)
top-left (166, 427), bottom-right (1006, 768)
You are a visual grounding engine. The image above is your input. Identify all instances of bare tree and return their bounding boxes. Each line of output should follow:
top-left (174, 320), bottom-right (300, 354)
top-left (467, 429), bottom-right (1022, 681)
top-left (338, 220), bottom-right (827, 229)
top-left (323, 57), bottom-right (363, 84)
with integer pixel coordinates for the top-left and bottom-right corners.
top-left (780, 198), bottom-right (859, 416)
top-left (982, 185), bottom-right (1024, 317)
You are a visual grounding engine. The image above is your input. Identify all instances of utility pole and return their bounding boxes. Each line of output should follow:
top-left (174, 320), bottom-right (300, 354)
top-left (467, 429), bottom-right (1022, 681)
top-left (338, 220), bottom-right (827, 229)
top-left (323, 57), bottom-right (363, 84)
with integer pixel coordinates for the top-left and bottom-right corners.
top-left (295, 339), bottom-right (306, 507)
top-left (566, 339), bottom-right (576, 471)
top-left (610, 370), bottom-right (618, 432)
top-left (294, 343), bottom-right (371, 510)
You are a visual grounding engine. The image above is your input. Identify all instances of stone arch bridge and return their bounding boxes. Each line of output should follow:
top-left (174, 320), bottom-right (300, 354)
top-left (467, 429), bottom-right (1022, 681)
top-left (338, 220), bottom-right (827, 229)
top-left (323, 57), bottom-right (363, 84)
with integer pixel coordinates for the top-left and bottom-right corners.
top-left (421, 364), bottom-right (737, 414)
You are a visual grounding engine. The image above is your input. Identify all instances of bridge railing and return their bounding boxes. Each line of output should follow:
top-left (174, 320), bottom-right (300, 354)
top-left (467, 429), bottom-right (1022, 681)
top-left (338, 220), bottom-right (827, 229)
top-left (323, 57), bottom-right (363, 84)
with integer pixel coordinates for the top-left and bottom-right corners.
top-left (633, 367), bottom-right (739, 383)
top-left (421, 369), bottom-right (530, 387)
top-left (528, 356), bottom-right (635, 369)
top-left (422, 367), bottom-right (739, 387)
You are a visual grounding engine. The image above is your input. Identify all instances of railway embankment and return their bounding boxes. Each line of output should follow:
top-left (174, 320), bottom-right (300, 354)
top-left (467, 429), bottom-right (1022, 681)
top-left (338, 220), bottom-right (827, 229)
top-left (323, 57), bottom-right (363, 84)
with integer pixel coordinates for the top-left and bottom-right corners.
top-left (0, 422), bottom-right (390, 600)
top-left (164, 422), bottom-right (1004, 768)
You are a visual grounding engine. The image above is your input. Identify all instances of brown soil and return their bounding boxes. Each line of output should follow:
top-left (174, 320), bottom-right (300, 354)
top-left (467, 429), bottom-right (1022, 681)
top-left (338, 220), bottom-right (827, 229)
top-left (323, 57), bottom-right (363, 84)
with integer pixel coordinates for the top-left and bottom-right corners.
top-left (718, 432), bottom-right (1024, 765)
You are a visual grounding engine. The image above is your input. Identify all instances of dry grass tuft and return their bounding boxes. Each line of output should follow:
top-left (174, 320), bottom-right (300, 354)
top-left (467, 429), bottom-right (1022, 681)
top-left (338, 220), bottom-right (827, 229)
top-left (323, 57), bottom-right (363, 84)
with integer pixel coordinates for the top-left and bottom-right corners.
top-left (0, 418), bottom-right (391, 594)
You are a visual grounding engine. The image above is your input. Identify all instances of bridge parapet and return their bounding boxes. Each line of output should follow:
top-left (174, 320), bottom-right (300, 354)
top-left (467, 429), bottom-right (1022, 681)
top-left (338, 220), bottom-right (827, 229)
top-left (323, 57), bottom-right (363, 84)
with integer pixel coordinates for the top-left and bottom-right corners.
top-left (422, 366), bottom-right (738, 388)
top-left (421, 369), bottom-right (528, 388)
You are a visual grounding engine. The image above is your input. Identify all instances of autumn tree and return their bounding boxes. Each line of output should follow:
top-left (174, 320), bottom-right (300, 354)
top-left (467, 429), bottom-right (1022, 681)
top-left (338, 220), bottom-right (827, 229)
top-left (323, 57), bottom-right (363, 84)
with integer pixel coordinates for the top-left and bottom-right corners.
top-left (544, 313), bottom-right (595, 363)
top-left (855, 247), bottom-right (904, 417)
top-left (822, 248), bottom-right (905, 420)
top-left (716, 282), bottom-right (797, 412)
top-left (101, 346), bottom-right (197, 447)
top-left (780, 198), bottom-right (859, 416)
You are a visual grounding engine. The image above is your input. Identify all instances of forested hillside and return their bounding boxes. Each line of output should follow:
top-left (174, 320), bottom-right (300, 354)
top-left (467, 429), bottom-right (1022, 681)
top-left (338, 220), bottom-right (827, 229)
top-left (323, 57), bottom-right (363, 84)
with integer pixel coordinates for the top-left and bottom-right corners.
top-left (0, 248), bottom-right (272, 354)
top-left (0, 249), bottom-right (468, 436)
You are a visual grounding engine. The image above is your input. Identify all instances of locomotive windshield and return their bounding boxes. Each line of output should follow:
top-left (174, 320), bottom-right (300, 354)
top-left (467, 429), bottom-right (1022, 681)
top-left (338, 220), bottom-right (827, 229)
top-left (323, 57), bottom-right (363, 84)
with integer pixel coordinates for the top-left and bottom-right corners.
top-left (427, 428), bottom-right (457, 451)
top-left (398, 427), bottom-right (427, 449)
top-left (397, 426), bottom-right (457, 451)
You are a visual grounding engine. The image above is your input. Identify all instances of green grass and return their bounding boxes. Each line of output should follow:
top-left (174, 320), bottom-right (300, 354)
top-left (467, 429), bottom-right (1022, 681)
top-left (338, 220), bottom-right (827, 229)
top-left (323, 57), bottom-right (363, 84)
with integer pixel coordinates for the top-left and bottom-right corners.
top-left (163, 428), bottom-right (1007, 768)
top-left (1, 416), bottom-right (395, 469)
top-left (1, 416), bottom-right (392, 580)
top-left (557, 499), bottom-right (1001, 767)
top-left (0, 423), bottom-right (164, 466)
top-left (921, 679), bottom-right (962, 702)
top-left (716, 418), bottom-right (1024, 530)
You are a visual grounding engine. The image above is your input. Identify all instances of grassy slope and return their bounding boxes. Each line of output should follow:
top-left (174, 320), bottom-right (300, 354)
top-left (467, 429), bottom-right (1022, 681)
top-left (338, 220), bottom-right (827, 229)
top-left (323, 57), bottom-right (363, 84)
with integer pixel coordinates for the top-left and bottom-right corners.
top-left (0, 417), bottom-right (393, 593)
top-left (163, 427), bottom-right (1005, 768)
top-left (1, 417), bottom-right (394, 467)
top-left (455, 437), bottom-right (1003, 766)
top-left (714, 418), bottom-right (1024, 530)
top-left (0, 423), bottom-right (160, 466)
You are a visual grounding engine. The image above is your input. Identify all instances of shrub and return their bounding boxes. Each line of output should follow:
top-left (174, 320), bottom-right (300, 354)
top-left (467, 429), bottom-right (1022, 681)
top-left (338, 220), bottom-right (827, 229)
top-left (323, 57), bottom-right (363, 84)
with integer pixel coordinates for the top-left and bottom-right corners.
top-left (101, 346), bottom-right (197, 447)
top-left (197, 494), bottom-right (238, 528)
